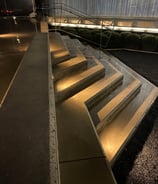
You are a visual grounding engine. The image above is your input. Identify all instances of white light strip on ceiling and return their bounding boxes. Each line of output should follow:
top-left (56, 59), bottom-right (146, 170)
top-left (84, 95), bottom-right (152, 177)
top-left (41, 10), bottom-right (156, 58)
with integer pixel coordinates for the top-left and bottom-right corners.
top-left (50, 22), bottom-right (158, 33)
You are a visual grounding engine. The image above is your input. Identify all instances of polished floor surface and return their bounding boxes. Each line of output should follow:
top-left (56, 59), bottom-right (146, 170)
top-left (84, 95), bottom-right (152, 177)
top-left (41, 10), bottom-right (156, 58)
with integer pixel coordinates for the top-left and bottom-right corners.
top-left (0, 16), bottom-right (39, 105)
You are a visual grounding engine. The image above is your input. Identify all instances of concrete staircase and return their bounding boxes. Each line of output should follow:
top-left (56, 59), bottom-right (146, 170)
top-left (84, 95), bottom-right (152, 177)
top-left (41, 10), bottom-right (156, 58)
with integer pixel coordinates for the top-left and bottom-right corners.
top-left (49, 32), bottom-right (158, 184)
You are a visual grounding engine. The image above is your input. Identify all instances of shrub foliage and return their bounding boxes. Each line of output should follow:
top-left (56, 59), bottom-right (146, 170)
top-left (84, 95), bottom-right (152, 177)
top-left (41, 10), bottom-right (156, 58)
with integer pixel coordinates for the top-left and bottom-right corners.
top-left (59, 26), bottom-right (158, 52)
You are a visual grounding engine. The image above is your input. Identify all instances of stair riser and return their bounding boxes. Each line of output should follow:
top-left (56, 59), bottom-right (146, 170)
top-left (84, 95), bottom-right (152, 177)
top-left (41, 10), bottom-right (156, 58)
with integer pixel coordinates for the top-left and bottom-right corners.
top-left (55, 68), bottom-right (105, 103)
top-left (53, 61), bottom-right (87, 81)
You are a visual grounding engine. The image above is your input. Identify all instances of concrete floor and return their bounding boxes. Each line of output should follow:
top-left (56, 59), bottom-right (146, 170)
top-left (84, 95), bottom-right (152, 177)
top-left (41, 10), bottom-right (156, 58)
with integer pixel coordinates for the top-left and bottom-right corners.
top-left (0, 16), bottom-right (39, 105)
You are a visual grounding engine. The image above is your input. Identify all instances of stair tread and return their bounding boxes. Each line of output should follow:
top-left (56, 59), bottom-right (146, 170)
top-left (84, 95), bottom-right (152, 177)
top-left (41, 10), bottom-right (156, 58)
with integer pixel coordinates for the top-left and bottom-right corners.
top-left (99, 87), bottom-right (158, 165)
top-left (84, 72), bottom-right (123, 105)
top-left (53, 50), bottom-right (86, 72)
top-left (54, 56), bottom-right (123, 105)
top-left (55, 62), bottom-right (105, 92)
top-left (53, 50), bottom-right (70, 59)
top-left (97, 80), bottom-right (142, 122)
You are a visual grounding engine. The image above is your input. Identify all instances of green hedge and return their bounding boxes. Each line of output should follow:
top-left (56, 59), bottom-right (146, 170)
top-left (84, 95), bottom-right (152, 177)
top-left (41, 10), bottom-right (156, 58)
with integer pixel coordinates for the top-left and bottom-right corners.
top-left (59, 26), bottom-right (158, 52)
top-left (77, 28), bottom-right (94, 41)
top-left (120, 32), bottom-right (131, 47)
top-left (105, 31), bottom-right (121, 48)
top-left (126, 33), bottom-right (141, 49)
top-left (156, 37), bottom-right (158, 51)
top-left (62, 27), bottom-right (77, 35)
top-left (141, 34), bottom-right (158, 51)
top-left (91, 30), bottom-right (102, 44)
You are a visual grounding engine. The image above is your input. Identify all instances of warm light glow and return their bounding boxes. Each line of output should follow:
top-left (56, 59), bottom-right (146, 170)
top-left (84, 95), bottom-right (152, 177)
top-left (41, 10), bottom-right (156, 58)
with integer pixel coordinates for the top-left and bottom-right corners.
top-left (56, 75), bottom-right (81, 91)
top-left (50, 47), bottom-right (69, 58)
top-left (101, 20), bottom-right (113, 26)
top-left (16, 37), bottom-right (21, 44)
top-left (99, 130), bottom-right (118, 162)
top-left (50, 22), bottom-right (158, 33)
top-left (117, 21), bottom-right (132, 27)
top-left (0, 33), bottom-right (29, 38)
top-left (102, 141), bottom-right (115, 159)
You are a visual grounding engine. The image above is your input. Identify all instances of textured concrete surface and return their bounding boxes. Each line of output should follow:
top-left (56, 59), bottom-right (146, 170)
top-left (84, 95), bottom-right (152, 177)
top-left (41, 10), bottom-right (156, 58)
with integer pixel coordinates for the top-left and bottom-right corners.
top-left (111, 50), bottom-right (158, 184)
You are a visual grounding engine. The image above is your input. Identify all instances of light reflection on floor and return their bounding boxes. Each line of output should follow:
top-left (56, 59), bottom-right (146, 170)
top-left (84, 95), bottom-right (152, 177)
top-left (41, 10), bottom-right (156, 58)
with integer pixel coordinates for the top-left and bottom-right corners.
top-left (0, 16), bottom-right (39, 105)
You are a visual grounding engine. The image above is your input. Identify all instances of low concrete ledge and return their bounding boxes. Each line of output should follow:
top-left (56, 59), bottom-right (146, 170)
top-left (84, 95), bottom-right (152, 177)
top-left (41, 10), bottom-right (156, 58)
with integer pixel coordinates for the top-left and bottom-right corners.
top-left (0, 33), bottom-right (50, 184)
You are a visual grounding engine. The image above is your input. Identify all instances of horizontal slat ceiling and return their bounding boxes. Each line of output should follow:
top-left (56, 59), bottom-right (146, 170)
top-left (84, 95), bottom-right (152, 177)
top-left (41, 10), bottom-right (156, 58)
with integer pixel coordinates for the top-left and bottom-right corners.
top-left (50, 0), bottom-right (158, 17)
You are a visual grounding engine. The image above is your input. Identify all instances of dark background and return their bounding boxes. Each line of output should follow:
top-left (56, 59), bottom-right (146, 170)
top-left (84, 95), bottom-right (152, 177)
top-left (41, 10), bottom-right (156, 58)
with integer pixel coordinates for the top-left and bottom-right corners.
top-left (0, 0), bottom-right (48, 15)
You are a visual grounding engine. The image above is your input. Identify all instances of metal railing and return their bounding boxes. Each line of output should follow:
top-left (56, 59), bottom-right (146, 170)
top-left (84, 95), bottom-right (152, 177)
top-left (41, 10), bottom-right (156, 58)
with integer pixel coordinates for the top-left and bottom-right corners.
top-left (45, 3), bottom-right (115, 50)
top-left (40, 3), bottom-right (103, 24)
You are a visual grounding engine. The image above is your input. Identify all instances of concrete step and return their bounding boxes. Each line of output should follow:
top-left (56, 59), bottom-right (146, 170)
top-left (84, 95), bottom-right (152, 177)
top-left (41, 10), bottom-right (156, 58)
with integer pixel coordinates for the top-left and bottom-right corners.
top-left (59, 56), bottom-right (124, 109)
top-left (51, 34), bottom-right (158, 183)
top-left (49, 32), bottom-right (70, 64)
top-left (99, 87), bottom-right (158, 165)
top-left (97, 80), bottom-right (142, 132)
top-left (62, 36), bottom-right (79, 58)
top-left (55, 58), bottom-right (105, 103)
top-left (53, 45), bottom-right (87, 81)
top-left (55, 82), bottom-right (117, 184)
top-left (72, 39), bottom-right (86, 51)
top-left (87, 47), bottom-right (158, 164)
top-left (72, 39), bottom-right (94, 58)
top-left (86, 72), bottom-right (123, 109)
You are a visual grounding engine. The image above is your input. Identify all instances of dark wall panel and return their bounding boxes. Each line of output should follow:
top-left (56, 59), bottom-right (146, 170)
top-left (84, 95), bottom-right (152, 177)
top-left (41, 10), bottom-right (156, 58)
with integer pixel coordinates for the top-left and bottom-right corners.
top-left (0, 0), bottom-right (33, 15)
